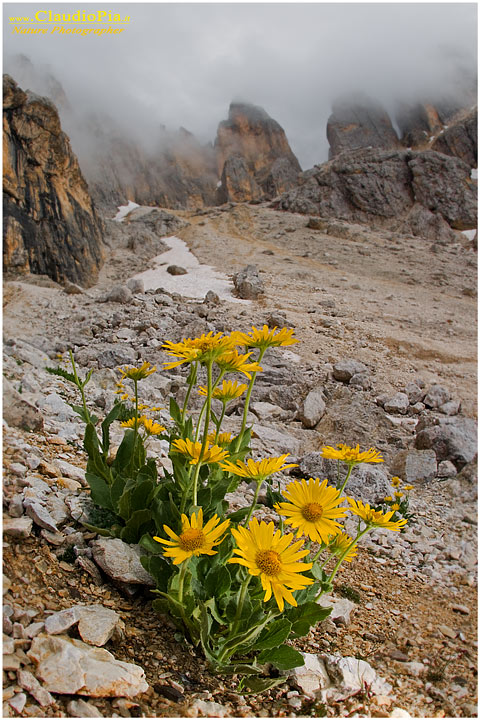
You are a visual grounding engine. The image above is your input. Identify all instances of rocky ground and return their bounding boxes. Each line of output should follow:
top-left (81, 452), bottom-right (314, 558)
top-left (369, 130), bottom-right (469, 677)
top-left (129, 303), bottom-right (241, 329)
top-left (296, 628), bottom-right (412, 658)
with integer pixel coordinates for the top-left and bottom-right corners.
top-left (2, 201), bottom-right (478, 718)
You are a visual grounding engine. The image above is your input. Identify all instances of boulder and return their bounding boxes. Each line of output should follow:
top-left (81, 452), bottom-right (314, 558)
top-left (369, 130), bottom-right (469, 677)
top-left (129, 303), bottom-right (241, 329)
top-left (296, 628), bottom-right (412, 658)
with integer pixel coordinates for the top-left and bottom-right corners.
top-left (233, 264), bottom-right (265, 299)
top-left (3, 378), bottom-right (44, 431)
top-left (415, 416), bottom-right (477, 468)
top-left (390, 449), bottom-right (437, 483)
top-left (27, 634), bottom-right (148, 697)
top-left (299, 388), bottom-right (326, 428)
top-left (432, 107), bottom-right (477, 168)
top-left (383, 393), bottom-right (410, 415)
top-left (91, 538), bottom-right (155, 586)
top-left (298, 453), bottom-right (390, 503)
top-left (333, 359), bottom-right (368, 383)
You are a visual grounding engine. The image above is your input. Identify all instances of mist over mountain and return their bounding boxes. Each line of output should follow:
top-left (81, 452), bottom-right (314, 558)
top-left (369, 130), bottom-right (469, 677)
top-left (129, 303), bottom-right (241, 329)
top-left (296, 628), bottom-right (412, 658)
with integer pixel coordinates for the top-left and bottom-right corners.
top-left (3, 3), bottom-right (477, 169)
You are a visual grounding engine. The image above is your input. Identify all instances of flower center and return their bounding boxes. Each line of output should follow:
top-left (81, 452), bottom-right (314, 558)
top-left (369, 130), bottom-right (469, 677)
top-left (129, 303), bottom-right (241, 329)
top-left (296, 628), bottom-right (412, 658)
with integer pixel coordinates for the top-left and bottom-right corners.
top-left (302, 502), bottom-right (324, 522)
top-left (256, 550), bottom-right (282, 576)
top-left (179, 528), bottom-right (205, 551)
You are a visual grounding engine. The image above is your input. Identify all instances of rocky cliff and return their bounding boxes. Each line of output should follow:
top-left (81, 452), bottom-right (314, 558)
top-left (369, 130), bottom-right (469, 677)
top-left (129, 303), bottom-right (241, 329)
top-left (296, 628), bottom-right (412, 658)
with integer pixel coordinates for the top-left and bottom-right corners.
top-left (276, 147), bottom-right (477, 233)
top-left (431, 107), bottom-right (477, 168)
top-left (3, 75), bottom-right (104, 286)
top-left (326, 95), bottom-right (402, 159)
top-left (215, 102), bottom-right (301, 203)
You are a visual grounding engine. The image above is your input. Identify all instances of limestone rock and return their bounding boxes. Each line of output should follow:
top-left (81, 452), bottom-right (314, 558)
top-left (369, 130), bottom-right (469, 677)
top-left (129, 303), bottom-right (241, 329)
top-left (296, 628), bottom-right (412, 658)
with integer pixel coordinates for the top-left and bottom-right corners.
top-left (327, 95), bottom-right (401, 158)
top-left (390, 449), bottom-right (437, 483)
top-left (91, 538), bottom-right (155, 586)
top-left (299, 453), bottom-right (390, 502)
top-left (321, 653), bottom-right (392, 699)
top-left (17, 669), bottom-right (54, 706)
top-left (423, 384), bottom-right (451, 409)
top-left (28, 633), bottom-right (148, 697)
top-left (67, 699), bottom-right (104, 717)
top-left (432, 107), bottom-right (477, 168)
top-left (126, 277), bottom-right (145, 295)
top-left (3, 75), bottom-right (104, 286)
top-left (233, 265), bottom-right (265, 299)
top-left (187, 699), bottom-right (230, 717)
top-left (395, 101), bottom-right (444, 147)
top-left (299, 388), bottom-right (326, 428)
top-left (215, 102), bottom-right (301, 202)
top-left (383, 393), bottom-right (410, 415)
top-left (45, 605), bottom-right (123, 646)
top-left (437, 460), bottom-right (457, 478)
top-left (3, 516), bottom-right (33, 538)
top-left (333, 359), bottom-right (368, 383)
top-left (415, 416), bottom-right (477, 468)
top-left (289, 652), bottom-right (331, 697)
top-left (106, 285), bottom-right (133, 304)
top-left (3, 378), bottom-right (44, 432)
top-left (317, 595), bottom-right (356, 626)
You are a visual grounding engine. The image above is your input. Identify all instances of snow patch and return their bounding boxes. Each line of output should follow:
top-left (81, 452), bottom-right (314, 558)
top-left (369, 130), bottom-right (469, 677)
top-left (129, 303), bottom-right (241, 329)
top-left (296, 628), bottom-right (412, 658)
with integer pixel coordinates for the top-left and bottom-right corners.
top-left (471, 168), bottom-right (478, 180)
top-left (462, 229), bottom-right (477, 241)
top-left (131, 236), bottom-right (249, 303)
top-left (113, 201), bottom-right (140, 222)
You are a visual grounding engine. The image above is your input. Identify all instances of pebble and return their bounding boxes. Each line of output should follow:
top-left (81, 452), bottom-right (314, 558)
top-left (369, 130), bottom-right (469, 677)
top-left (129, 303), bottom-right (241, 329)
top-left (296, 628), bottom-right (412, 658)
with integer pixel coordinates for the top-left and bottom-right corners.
top-left (3, 517), bottom-right (33, 538)
top-left (67, 699), bottom-right (105, 717)
top-left (451, 604), bottom-right (470, 615)
top-left (438, 624), bottom-right (457, 639)
top-left (17, 669), bottom-right (55, 706)
top-left (8, 693), bottom-right (27, 714)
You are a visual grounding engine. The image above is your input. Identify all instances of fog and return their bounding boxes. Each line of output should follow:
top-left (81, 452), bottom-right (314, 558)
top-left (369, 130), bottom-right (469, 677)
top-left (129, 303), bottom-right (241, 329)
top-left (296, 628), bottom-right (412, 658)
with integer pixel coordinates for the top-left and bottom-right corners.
top-left (3, 3), bottom-right (477, 168)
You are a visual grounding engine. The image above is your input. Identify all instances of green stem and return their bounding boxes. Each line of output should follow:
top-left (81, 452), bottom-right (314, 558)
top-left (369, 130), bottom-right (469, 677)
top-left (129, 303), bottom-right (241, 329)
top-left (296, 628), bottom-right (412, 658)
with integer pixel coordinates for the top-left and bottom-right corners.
top-left (316, 527), bottom-right (369, 600)
top-left (214, 403), bottom-right (227, 443)
top-left (178, 560), bottom-right (188, 606)
top-left (132, 378), bottom-right (139, 457)
top-left (234, 347), bottom-right (266, 452)
top-left (192, 361), bottom-right (214, 505)
top-left (69, 350), bottom-right (90, 423)
top-left (311, 543), bottom-right (327, 563)
top-left (194, 369), bottom-right (225, 441)
top-left (181, 362), bottom-right (198, 423)
top-left (233, 574), bottom-right (252, 630)
top-left (337, 464), bottom-right (354, 495)
top-left (243, 478), bottom-right (264, 526)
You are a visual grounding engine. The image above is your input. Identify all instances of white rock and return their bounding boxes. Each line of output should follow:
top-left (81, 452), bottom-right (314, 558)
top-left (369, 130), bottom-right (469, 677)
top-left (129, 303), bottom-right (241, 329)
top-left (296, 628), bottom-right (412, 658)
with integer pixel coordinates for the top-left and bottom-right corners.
top-left (403, 661), bottom-right (426, 677)
top-left (3, 516), bottom-right (33, 538)
top-left (45, 605), bottom-right (122, 646)
top-left (28, 633), bottom-right (149, 697)
top-left (17, 669), bottom-right (55, 706)
top-left (317, 594), bottom-right (356, 626)
top-left (8, 693), bottom-right (27, 713)
top-left (321, 654), bottom-right (392, 699)
top-left (91, 538), bottom-right (155, 586)
top-left (54, 459), bottom-right (86, 484)
top-left (25, 502), bottom-right (58, 532)
top-left (188, 699), bottom-right (230, 717)
top-left (299, 388), bottom-right (326, 428)
top-left (289, 652), bottom-right (331, 697)
top-left (67, 699), bottom-right (105, 717)
top-left (390, 709), bottom-right (412, 718)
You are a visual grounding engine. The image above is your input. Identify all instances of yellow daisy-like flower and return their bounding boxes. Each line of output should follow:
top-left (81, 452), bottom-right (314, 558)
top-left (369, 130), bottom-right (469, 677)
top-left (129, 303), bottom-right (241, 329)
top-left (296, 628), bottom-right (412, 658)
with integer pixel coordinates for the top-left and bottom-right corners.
top-left (391, 476), bottom-right (401, 487)
top-left (215, 350), bottom-right (263, 379)
top-left (394, 491), bottom-right (404, 500)
top-left (229, 518), bottom-right (313, 611)
top-left (172, 438), bottom-right (229, 465)
top-left (274, 477), bottom-right (347, 543)
top-left (321, 443), bottom-right (384, 465)
top-left (154, 508), bottom-right (230, 565)
top-left (119, 361), bottom-right (157, 381)
top-left (162, 333), bottom-right (235, 369)
top-left (198, 379), bottom-right (248, 402)
top-left (403, 485), bottom-right (414, 491)
top-left (347, 498), bottom-right (408, 531)
top-left (121, 416), bottom-right (143, 429)
top-left (328, 532), bottom-right (358, 563)
top-left (232, 325), bottom-right (299, 350)
top-left (142, 418), bottom-right (166, 436)
top-left (391, 503), bottom-right (400, 512)
top-left (384, 496), bottom-right (393, 502)
top-left (207, 432), bottom-right (233, 447)
top-left (220, 454), bottom-right (297, 481)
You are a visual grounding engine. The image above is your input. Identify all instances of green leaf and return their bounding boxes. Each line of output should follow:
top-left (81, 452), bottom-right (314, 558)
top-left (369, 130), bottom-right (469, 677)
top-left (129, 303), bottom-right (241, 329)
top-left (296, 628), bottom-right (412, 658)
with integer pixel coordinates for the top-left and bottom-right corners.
top-left (258, 644), bottom-right (305, 670)
top-left (169, 397), bottom-right (182, 427)
top-left (85, 472), bottom-right (114, 511)
top-left (204, 566), bottom-right (231, 598)
top-left (119, 509), bottom-right (152, 543)
top-left (140, 555), bottom-right (173, 592)
top-left (242, 676), bottom-right (285, 694)
top-left (250, 617), bottom-right (292, 651)
top-left (45, 365), bottom-right (77, 385)
top-left (286, 601), bottom-right (331, 638)
top-left (227, 506), bottom-right (257, 523)
top-left (101, 402), bottom-right (125, 455)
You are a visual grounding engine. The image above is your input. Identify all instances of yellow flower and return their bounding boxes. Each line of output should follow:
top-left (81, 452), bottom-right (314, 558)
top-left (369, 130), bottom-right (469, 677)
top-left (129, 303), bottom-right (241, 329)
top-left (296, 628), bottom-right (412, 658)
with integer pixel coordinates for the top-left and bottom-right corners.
top-left (207, 431), bottom-right (232, 447)
top-left (162, 333), bottom-right (235, 369)
top-left (119, 361), bottom-right (156, 381)
top-left (394, 491), bottom-right (404, 500)
top-left (142, 418), bottom-right (166, 436)
top-left (274, 478), bottom-right (347, 543)
top-left (391, 476), bottom-right (401, 487)
top-left (384, 496), bottom-right (393, 502)
top-left (172, 438), bottom-right (229, 465)
top-left (120, 392), bottom-right (130, 401)
top-left (391, 503), bottom-right (400, 511)
top-left (215, 350), bottom-right (263, 379)
top-left (321, 443), bottom-right (384, 465)
top-left (154, 508), bottom-right (230, 565)
top-left (198, 379), bottom-right (248, 402)
top-left (121, 416), bottom-right (143, 429)
top-left (229, 518), bottom-right (313, 611)
top-left (220, 454), bottom-right (297, 481)
top-left (347, 498), bottom-right (407, 531)
top-left (403, 485), bottom-right (414, 491)
top-left (232, 325), bottom-right (299, 350)
top-left (328, 532), bottom-right (358, 563)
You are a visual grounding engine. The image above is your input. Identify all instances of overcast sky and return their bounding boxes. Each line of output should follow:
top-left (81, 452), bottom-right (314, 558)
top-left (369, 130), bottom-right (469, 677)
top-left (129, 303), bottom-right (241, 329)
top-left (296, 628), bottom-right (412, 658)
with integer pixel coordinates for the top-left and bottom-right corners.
top-left (3, 3), bottom-right (478, 167)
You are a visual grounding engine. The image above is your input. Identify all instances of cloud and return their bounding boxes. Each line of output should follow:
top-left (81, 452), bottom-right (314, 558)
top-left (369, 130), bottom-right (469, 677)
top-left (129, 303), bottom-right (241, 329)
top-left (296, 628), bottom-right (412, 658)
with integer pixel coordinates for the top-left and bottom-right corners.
top-left (3, 2), bottom-right (477, 168)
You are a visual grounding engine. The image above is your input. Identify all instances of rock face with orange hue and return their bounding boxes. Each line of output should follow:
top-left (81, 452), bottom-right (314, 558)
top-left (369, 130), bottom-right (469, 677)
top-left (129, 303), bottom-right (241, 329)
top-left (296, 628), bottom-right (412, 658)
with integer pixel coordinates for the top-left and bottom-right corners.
top-left (215, 102), bottom-right (301, 203)
top-left (3, 75), bottom-right (104, 287)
